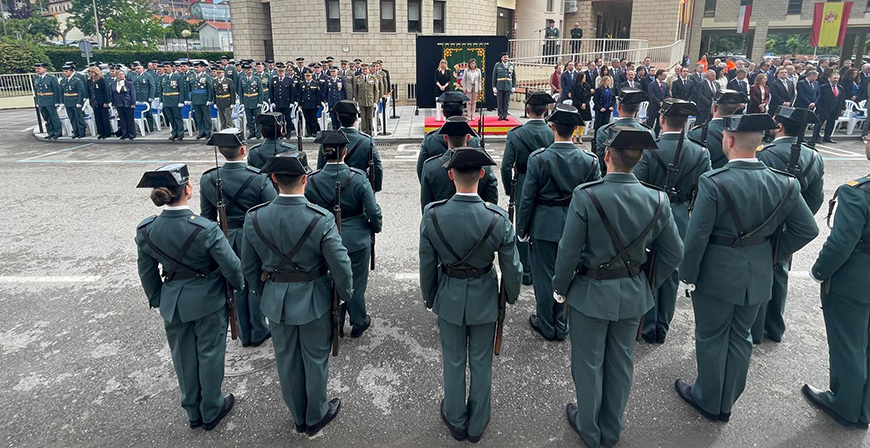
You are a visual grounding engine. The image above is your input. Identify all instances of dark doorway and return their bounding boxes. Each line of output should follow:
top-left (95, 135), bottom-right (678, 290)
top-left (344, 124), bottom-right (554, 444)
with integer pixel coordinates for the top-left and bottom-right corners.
top-left (497, 8), bottom-right (514, 38)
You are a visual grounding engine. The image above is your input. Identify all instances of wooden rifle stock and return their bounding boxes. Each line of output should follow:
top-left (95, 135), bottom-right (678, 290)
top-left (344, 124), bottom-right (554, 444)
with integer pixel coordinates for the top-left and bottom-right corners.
top-left (331, 180), bottom-right (342, 356)
top-left (494, 279), bottom-right (507, 355)
top-left (213, 148), bottom-right (239, 341)
top-left (368, 140), bottom-right (376, 271)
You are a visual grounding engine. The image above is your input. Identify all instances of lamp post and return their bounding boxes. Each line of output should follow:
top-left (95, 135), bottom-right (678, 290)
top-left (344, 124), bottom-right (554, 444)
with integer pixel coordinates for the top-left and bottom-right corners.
top-left (181, 29), bottom-right (191, 59)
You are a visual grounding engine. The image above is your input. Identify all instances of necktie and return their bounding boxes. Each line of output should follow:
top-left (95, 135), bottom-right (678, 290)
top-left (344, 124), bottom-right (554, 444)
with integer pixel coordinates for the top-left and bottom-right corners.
top-left (659, 81), bottom-right (664, 93)
top-left (834, 85), bottom-right (838, 97)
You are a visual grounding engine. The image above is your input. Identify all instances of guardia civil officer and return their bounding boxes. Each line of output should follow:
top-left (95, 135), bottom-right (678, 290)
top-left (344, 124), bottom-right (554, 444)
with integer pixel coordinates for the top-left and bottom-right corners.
top-left (240, 152), bottom-right (351, 436)
top-left (419, 147), bottom-right (522, 443)
top-left (60, 64), bottom-right (87, 138)
top-left (161, 61), bottom-right (185, 141)
top-left (213, 66), bottom-right (237, 131)
top-left (501, 91), bottom-right (556, 285)
top-left (676, 114), bottom-right (818, 421)
top-left (239, 63), bottom-right (264, 139)
top-left (33, 62), bottom-right (62, 139)
top-left (753, 106), bottom-right (825, 344)
top-left (416, 91), bottom-right (482, 180)
top-left (324, 67), bottom-right (347, 130)
top-left (200, 129), bottom-right (277, 347)
top-left (553, 128), bottom-right (683, 448)
top-left (247, 112), bottom-right (298, 170)
top-left (298, 70), bottom-right (325, 137)
top-left (595, 89), bottom-right (654, 174)
top-left (271, 63), bottom-right (296, 137)
top-left (491, 52), bottom-right (516, 121)
top-left (420, 117), bottom-right (498, 211)
top-left (517, 104), bottom-right (600, 341)
top-left (688, 89), bottom-right (748, 169)
top-left (191, 61), bottom-right (214, 140)
top-left (135, 163), bottom-right (242, 430)
top-left (803, 139), bottom-right (870, 430)
top-left (307, 130), bottom-right (382, 338)
top-left (318, 100), bottom-right (383, 192)
top-left (633, 99), bottom-right (711, 344)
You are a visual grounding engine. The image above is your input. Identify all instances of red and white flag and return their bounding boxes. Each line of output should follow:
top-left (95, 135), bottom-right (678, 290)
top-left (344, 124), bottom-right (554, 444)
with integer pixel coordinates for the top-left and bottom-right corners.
top-left (737, 4), bottom-right (752, 33)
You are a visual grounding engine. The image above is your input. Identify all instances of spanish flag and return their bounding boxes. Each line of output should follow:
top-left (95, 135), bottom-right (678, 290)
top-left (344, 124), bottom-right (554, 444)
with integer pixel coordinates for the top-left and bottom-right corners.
top-left (811, 1), bottom-right (853, 47)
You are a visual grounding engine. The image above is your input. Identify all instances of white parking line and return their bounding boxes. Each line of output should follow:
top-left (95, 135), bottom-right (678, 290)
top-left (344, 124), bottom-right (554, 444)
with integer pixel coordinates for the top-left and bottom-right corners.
top-left (0, 276), bottom-right (100, 283)
top-left (814, 144), bottom-right (861, 157)
top-left (18, 143), bottom-right (92, 161)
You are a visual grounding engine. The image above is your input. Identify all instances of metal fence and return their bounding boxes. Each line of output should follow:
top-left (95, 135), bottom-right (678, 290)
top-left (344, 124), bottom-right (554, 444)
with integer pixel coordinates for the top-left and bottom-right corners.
top-left (0, 72), bottom-right (68, 99)
top-left (509, 38), bottom-right (686, 70)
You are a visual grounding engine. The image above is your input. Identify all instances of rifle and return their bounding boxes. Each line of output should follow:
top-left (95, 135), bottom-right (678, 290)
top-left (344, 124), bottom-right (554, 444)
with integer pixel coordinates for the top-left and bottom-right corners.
top-left (663, 127), bottom-right (687, 200)
top-left (332, 180), bottom-right (342, 356)
top-left (296, 109), bottom-right (304, 151)
top-left (494, 279), bottom-right (507, 355)
top-left (479, 107), bottom-right (486, 149)
top-left (775, 111), bottom-right (810, 264)
top-left (508, 165), bottom-right (518, 224)
top-left (213, 147), bottom-right (240, 341)
top-left (639, 246), bottom-right (658, 341)
top-left (368, 139), bottom-right (376, 271)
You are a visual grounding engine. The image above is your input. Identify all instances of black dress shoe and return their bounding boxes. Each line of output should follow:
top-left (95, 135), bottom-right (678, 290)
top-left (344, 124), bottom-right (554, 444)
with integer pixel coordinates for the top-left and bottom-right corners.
top-left (294, 422), bottom-right (307, 433)
top-left (802, 384), bottom-right (868, 429)
top-left (675, 379), bottom-right (721, 422)
top-left (566, 403), bottom-right (582, 437)
top-left (307, 398), bottom-right (341, 436)
top-left (529, 315), bottom-right (556, 341)
top-left (169, 136), bottom-right (176, 141)
top-left (203, 394), bottom-right (235, 431)
top-left (440, 399), bottom-right (467, 441)
top-left (655, 328), bottom-right (666, 344)
top-left (522, 273), bottom-right (533, 286)
top-left (823, 139), bottom-right (837, 144)
top-left (351, 315), bottom-right (371, 338)
top-left (767, 333), bottom-right (782, 343)
top-left (196, 135), bottom-right (203, 140)
top-left (719, 412), bottom-right (731, 422)
top-left (641, 332), bottom-right (657, 344)
top-left (189, 418), bottom-right (203, 429)
top-left (243, 332), bottom-right (272, 348)
top-left (177, 136), bottom-right (184, 141)
top-left (467, 431), bottom-right (483, 443)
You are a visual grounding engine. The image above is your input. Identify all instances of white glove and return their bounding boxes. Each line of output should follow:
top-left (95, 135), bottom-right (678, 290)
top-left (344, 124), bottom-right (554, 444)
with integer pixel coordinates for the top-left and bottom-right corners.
top-left (809, 272), bottom-right (824, 284)
top-left (492, 87), bottom-right (497, 95)
top-left (553, 292), bottom-right (566, 304)
top-left (679, 281), bottom-right (696, 292)
top-left (511, 87), bottom-right (516, 93)
top-left (518, 235), bottom-right (530, 243)
top-left (206, 101), bottom-right (212, 106)
top-left (271, 103), bottom-right (276, 109)
top-left (75, 104), bottom-right (82, 108)
top-left (257, 103), bottom-right (263, 107)
top-left (184, 101), bottom-right (191, 105)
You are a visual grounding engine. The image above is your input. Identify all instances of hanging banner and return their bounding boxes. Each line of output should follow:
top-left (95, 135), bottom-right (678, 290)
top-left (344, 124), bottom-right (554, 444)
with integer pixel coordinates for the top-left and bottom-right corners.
top-left (736, 4), bottom-right (752, 34)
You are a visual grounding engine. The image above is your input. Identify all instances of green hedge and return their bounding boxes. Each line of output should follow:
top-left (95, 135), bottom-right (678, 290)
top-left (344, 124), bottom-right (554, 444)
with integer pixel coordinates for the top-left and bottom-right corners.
top-left (0, 42), bottom-right (52, 73)
top-left (42, 49), bottom-right (234, 71)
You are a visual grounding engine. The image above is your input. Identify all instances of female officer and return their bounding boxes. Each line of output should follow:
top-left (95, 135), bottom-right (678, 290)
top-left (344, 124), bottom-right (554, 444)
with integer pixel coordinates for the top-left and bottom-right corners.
top-left (135, 163), bottom-right (244, 431)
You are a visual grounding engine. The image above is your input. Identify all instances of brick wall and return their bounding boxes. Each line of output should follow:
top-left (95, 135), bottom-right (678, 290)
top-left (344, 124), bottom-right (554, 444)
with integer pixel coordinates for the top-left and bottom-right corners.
top-left (630, 0), bottom-right (680, 47)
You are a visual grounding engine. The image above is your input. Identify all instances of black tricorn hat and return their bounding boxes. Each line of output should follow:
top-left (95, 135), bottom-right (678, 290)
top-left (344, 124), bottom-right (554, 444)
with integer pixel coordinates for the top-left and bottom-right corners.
top-left (206, 128), bottom-right (245, 147)
top-left (438, 117), bottom-right (475, 136)
top-left (136, 163), bottom-right (190, 188)
top-left (660, 98), bottom-right (701, 117)
top-left (604, 127), bottom-right (658, 150)
top-left (714, 89), bottom-right (749, 104)
top-left (525, 90), bottom-right (556, 106)
top-left (618, 88), bottom-right (649, 105)
top-left (437, 91), bottom-right (469, 104)
top-left (722, 113), bottom-right (778, 132)
top-left (775, 106), bottom-right (821, 124)
top-left (314, 130), bottom-right (350, 146)
top-left (256, 112), bottom-right (284, 126)
top-left (546, 104), bottom-right (584, 126)
top-left (333, 100), bottom-right (360, 115)
top-left (260, 151), bottom-right (311, 175)
top-left (444, 147), bottom-right (496, 169)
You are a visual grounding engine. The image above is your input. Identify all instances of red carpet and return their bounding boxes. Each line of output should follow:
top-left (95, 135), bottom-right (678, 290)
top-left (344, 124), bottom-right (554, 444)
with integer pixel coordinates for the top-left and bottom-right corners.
top-left (424, 115), bottom-right (521, 135)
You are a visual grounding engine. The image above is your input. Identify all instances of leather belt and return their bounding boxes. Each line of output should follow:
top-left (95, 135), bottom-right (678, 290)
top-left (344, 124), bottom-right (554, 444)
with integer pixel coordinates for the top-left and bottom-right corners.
top-left (227, 221), bottom-right (244, 229)
top-left (244, 93), bottom-right (258, 97)
top-left (163, 92), bottom-right (179, 95)
top-left (162, 262), bottom-right (218, 281)
top-left (192, 89), bottom-right (207, 94)
top-left (37, 92), bottom-right (54, 96)
top-left (63, 93), bottom-right (78, 97)
top-left (216, 94), bottom-right (230, 98)
top-left (538, 198), bottom-right (570, 207)
top-left (577, 264), bottom-right (642, 280)
top-left (440, 263), bottom-right (493, 279)
top-left (262, 264), bottom-right (329, 283)
top-left (708, 235), bottom-right (769, 248)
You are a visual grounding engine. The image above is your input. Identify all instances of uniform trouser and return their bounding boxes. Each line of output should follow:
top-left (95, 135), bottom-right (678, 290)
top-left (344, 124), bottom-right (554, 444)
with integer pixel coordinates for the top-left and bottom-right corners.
top-left (244, 107), bottom-right (259, 137)
top-left (194, 103), bottom-right (212, 136)
top-left (164, 106), bottom-right (184, 138)
top-left (270, 312), bottom-right (331, 426)
top-left (821, 290), bottom-right (870, 424)
top-left (275, 107), bottom-right (293, 136)
top-left (303, 108), bottom-right (319, 136)
top-left (39, 105), bottom-right (62, 137)
top-left (144, 109), bottom-right (155, 132)
top-left (690, 292), bottom-right (761, 415)
top-left (360, 106), bottom-right (374, 135)
top-left (217, 107), bottom-right (233, 131)
top-left (518, 239), bottom-right (531, 283)
top-left (117, 107), bottom-right (135, 138)
top-left (530, 238), bottom-right (568, 339)
top-left (92, 105), bottom-right (112, 137)
top-left (164, 306), bottom-right (228, 424)
top-left (66, 106), bottom-right (86, 137)
top-left (439, 317), bottom-right (497, 438)
top-left (569, 309), bottom-right (640, 448)
top-left (752, 259), bottom-right (789, 342)
top-left (643, 269), bottom-right (679, 337)
top-left (341, 247), bottom-right (370, 328)
top-left (496, 90), bottom-right (511, 118)
top-left (235, 287), bottom-right (270, 345)
top-left (813, 113), bottom-right (837, 142)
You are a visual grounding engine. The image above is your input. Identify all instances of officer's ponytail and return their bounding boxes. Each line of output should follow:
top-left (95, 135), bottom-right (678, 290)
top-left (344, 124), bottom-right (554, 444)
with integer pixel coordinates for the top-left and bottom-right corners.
top-left (321, 145), bottom-right (344, 162)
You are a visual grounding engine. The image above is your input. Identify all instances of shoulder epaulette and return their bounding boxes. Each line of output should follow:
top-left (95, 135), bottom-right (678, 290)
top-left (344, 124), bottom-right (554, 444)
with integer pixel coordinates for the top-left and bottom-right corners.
top-left (484, 201), bottom-right (510, 218)
top-left (279, 142), bottom-right (297, 150)
top-left (349, 167), bottom-right (367, 176)
top-left (769, 167), bottom-right (796, 179)
top-left (188, 215), bottom-right (214, 229)
top-left (423, 154), bottom-right (444, 165)
top-left (202, 166), bottom-right (218, 175)
top-left (306, 202), bottom-right (330, 216)
top-left (640, 181), bottom-right (665, 192)
top-left (424, 129), bottom-right (439, 137)
top-left (639, 121), bottom-right (653, 130)
top-left (137, 215), bottom-right (157, 229)
top-left (247, 202), bottom-right (270, 214)
top-left (759, 143), bottom-right (775, 152)
top-left (248, 142), bottom-right (263, 151)
top-left (577, 178), bottom-right (605, 190)
top-left (689, 124), bottom-right (703, 132)
top-left (245, 165), bottom-right (262, 174)
top-left (704, 165), bottom-right (730, 178)
top-left (308, 168), bottom-right (323, 176)
top-left (529, 147), bottom-right (547, 158)
top-left (688, 137), bottom-right (706, 147)
top-left (359, 131), bottom-right (373, 140)
top-left (423, 199), bottom-right (449, 214)
top-left (845, 177), bottom-right (870, 188)
top-left (507, 124), bottom-right (524, 134)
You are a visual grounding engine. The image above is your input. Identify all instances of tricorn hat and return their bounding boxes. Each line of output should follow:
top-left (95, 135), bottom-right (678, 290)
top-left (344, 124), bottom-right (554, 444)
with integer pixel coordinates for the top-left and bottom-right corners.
top-left (333, 100), bottom-right (360, 115)
top-left (136, 163), bottom-right (190, 188)
top-left (525, 90), bottom-right (556, 106)
top-left (260, 151), bottom-right (311, 175)
top-left (546, 104), bottom-right (584, 126)
top-left (206, 128), bottom-right (245, 147)
top-left (604, 127), bottom-right (659, 150)
top-left (437, 91), bottom-right (469, 104)
top-left (774, 106), bottom-right (821, 124)
top-left (722, 113), bottom-right (778, 132)
top-left (438, 117), bottom-right (476, 136)
top-left (444, 147), bottom-right (496, 169)
top-left (660, 98), bottom-right (701, 117)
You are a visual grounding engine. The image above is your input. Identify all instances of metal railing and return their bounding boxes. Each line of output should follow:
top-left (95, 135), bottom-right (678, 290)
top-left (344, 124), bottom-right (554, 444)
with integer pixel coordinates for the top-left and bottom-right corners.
top-left (509, 38), bottom-right (686, 70)
top-left (0, 72), bottom-right (68, 98)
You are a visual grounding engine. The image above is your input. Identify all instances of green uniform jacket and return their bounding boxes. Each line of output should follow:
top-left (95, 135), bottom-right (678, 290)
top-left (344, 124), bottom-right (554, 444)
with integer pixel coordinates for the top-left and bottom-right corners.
top-left (595, 117), bottom-right (654, 158)
top-left (213, 76), bottom-right (237, 108)
top-left (688, 118), bottom-right (727, 169)
top-left (501, 119), bottom-right (554, 196)
top-left (136, 209), bottom-right (244, 323)
top-left (223, 65), bottom-right (239, 91)
top-left (306, 164), bottom-right (383, 253)
top-left (239, 74), bottom-right (263, 109)
top-left (518, 142), bottom-right (601, 241)
top-left (419, 195), bottom-right (522, 324)
top-left (247, 140), bottom-right (298, 170)
top-left (812, 176), bottom-right (870, 302)
top-left (241, 196), bottom-right (352, 325)
top-left (131, 71), bottom-right (156, 102)
top-left (34, 73), bottom-right (62, 107)
top-left (258, 72), bottom-right (273, 102)
top-left (200, 163), bottom-right (277, 225)
top-left (415, 129), bottom-right (481, 180)
top-left (161, 73), bottom-right (183, 108)
top-left (178, 70), bottom-right (193, 103)
top-left (59, 75), bottom-right (86, 107)
top-left (757, 136), bottom-right (825, 214)
top-left (633, 132), bottom-right (712, 235)
top-left (316, 127), bottom-right (383, 191)
top-left (680, 161), bottom-right (819, 306)
top-left (552, 173), bottom-right (684, 321)
top-left (420, 150), bottom-right (499, 211)
top-left (491, 62), bottom-right (517, 91)
top-left (190, 72), bottom-right (214, 106)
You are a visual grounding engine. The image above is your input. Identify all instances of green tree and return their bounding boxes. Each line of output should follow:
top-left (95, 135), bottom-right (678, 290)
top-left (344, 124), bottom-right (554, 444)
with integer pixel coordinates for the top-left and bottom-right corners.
top-left (68, 0), bottom-right (162, 48)
top-left (8, 0), bottom-right (32, 19)
top-left (707, 35), bottom-right (748, 55)
top-left (7, 16), bottom-right (59, 42)
top-left (169, 18), bottom-right (198, 39)
top-left (0, 41), bottom-right (51, 74)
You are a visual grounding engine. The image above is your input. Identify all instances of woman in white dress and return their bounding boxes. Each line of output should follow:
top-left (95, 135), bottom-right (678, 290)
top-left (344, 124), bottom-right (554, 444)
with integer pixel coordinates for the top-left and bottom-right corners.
top-left (463, 58), bottom-right (482, 120)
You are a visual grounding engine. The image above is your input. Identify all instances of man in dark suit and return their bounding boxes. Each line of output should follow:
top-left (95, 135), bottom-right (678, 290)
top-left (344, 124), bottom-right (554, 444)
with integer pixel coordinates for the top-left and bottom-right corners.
top-left (560, 61), bottom-right (581, 103)
top-left (795, 70), bottom-right (820, 111)
top-left (271, 63), bottom-right (296, 137)
top-left (646, 69), bottom-right (669, 134)
top-left (812, 72), bottom-right (847, 144)
top-left (691, 70), bottom-right (718, 124)
top-left (610, 58), bottom-right (626, 87)
top-left (727, 69), bottom-right (750, 97)
top-left (671, 66), bottom-right (694, 101)
top-left (769, 68), bottom-right (795, 116)
top-left (749, 61), bottom-right (770, 85)
top-left (617, 69), bottom-right (641, 95)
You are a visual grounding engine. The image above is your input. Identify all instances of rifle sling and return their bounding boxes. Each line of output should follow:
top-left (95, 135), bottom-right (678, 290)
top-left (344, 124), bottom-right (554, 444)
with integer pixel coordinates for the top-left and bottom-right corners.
top-left (252, 210), bottom-right (320, 274)
top-left (344, 138), bottom-right (366, 162)
top-left (584, 189), bottom-right (664, 275)
top-left (430, 207), bottom-right (499, 272)
top-left (539, 156), bottom-right (595, 203)
top-left (210, 173), bottom-right (260, 214)
top-left (707, 175), bottom-right (796, 245)
top-left (140, 226), bottom-right (206, 281)
top-left (767, 148), bottom-right (817, 189)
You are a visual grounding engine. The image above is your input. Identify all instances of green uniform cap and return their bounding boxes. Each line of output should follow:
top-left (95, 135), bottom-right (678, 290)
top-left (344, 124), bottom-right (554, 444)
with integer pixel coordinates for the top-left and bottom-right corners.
top-left (722, 113), bottom-right (778, 132)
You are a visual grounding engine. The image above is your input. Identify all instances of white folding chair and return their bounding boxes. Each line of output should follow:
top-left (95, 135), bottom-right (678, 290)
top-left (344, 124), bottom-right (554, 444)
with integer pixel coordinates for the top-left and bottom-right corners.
top-left (181, 104), bottom-right (195, 137)
top-left (211, 104), bottom-right (220, 131)
top-left (82, 103), bottom-right (96, 136)
top-left (686, 116), bottom-right (696, 132)
top-left (845, 99), bottom-right (865, 135)
top-left (151, 99), bottom-right (163, 131)
top-left (134, 102), bottom-right (151, 136)
top-left (57, 106), bottom-right (73, 136)
top-left (637, 101), bottom-right (649, 123)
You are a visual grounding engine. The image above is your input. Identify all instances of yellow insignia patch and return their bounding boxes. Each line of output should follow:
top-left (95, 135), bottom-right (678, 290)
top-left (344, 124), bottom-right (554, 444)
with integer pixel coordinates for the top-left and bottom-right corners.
top-left (847, 180), bottom-right (860, 186)
top-left (190, 216), bottom-right (196, 220)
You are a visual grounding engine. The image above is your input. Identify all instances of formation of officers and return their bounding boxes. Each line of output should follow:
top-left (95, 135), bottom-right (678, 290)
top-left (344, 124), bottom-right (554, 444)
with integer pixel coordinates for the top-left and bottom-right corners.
top-left (135, 83), bottom-right (870, 445)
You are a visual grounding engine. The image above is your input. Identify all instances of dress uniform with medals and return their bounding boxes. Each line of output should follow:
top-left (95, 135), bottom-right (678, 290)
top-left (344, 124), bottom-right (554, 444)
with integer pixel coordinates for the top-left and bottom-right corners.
top-left (553, 129), bottom-right (684, 448)
top-left (688, 89), bottom-right (748, 169)
top-left (240, 64), bottom-right (264, 139)
top-left (419, 147), bottom-right (522, 443)
top-left (191, 61), bottom-right (214, 139)
top-left (135, 163), bottom-right (242, 430)
top-left (298, 70), bottom-right (325, 137)
top-left (271, 63), bottom-right (297, 137)
top-left (676, 114), bottom-right (819, 422)
top-left (247, 112), bottom-right (298, 169)
top-left (354, 63), bottom-right (380, 135)
top-left (60, 65), bottom-right (87, 138)
top-left (307, 130), bottom-right (382, 338)
top-left (324, 67), bottom-right (347, 130)
top-left (200, 130), bottom-right (277, 347)
top-left (420, 118), bottom-right (499, 210)
top-left (633, 99), bottom-right (711, 343)
top-left (33, 63), bottom-right (62, 139)
top-left (416, 91), bottom-right (482, 180)
top-left (518, 104), bottom-right (601, 342)
top-left (240, 152), bottom-right (351, 436)
top-left (491, 53), bottom-right (516, 120)
top-left (257, 63), bottom-right (273, 110)
top-left (595, 89), bottom-right (655, 174)
top-left (221, 56), bottom-right (238, 89)
top-left (316, 100), bottom-right (383, 192)
top-left (213, 67), bottom-right (237, 131)
top-left (131, 62), bottom-right (156, 132)
top-left (754, 106), bottom-right (825, 344)
top-left (502, 91), bottom-right (556, 285)
top-left (161, 62), bottom-right (185, 140)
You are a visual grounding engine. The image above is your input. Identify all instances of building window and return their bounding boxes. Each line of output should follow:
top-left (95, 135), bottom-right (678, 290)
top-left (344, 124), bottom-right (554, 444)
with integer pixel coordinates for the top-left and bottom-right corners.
top-left (787, 0), bottom-right (802, 14)
top-left (380, 0), bottom-right (395, 32)
top-left (433, 1), bottom-right (445, 33)
top-left (407, 0), bottom-right (421, 32)
top-left (353, 0), bottom-right (368, 32)
top-left (546, 0), bottom-right (554, 12)
top-left (866, 0), bottom-right (870, 12)
top-left (325, 0), bottom-right (340, 33)
top-left (704, 0), bottom-right (716, 17)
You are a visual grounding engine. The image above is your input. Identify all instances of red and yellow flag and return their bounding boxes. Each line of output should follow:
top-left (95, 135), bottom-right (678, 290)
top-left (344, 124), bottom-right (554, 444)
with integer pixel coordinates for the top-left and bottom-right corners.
top-left (811, 1), bottom-right (853, 47)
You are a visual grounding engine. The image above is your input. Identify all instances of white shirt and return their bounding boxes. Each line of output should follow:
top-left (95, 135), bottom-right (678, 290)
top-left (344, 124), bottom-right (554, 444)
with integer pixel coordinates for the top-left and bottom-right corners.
top-left (116, 81), bottom-right (124, 93)
top-left (728, 157), bottom-right (758, 163)
top-left (278, 193), bottom-right (305, 198)
top-left (455, 192), bottom-right (478, 197)
top-left (773, 136), bottom-right (792, 143)
top-left (527, 118), bottom-right (546, 123)
top-left (225, 160), bottom-right (246, 164)
top-left (164, 205), bottom-right (191, 211)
